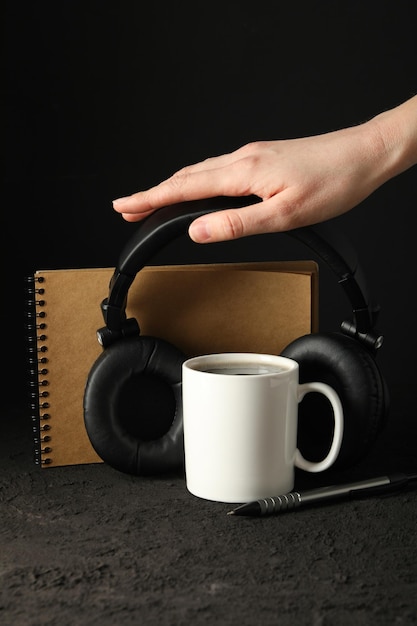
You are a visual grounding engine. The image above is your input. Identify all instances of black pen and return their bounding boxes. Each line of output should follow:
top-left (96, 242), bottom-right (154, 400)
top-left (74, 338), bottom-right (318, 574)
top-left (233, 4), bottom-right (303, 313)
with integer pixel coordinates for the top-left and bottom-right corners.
top-left (227, 472), bottom-right (417, 516)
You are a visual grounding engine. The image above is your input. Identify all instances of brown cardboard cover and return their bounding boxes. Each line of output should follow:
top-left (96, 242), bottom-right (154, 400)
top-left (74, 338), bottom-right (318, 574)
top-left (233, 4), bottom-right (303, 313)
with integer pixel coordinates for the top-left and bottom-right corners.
top-left (32, 262), bottom-right (318, 467)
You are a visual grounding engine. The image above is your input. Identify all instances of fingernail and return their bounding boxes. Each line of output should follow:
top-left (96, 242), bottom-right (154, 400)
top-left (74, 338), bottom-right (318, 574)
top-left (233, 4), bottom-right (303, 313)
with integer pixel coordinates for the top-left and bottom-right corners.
top-left (189, 218), bottom-right (211, 242)
top-left (112, 196), bottom-right (130, 207)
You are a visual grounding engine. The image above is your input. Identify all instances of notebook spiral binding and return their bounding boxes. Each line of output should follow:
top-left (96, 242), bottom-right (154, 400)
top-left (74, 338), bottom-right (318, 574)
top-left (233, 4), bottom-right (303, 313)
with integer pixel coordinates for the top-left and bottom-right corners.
top-left (25, 275), bottom-right (52, 466)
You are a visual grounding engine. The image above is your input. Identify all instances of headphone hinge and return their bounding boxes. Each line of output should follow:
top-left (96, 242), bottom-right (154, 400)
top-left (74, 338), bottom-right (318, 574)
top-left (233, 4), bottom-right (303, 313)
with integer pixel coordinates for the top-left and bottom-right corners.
top-left (96, 317), bottom-right (140, 348)
top-left (341, 319), bottom-right (384, 353)
top-left (100, 297), bottom-right (127, 329)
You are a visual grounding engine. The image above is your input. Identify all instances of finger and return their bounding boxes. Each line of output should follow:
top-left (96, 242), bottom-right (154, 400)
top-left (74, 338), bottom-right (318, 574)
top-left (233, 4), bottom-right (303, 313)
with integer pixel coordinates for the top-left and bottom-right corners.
top-left (188, 193), bottom-right (301, 243)
top-left (179, 150), bottom-right (236, 174)
top-left (118, 208), bottom-right (156, 223)
top-left (113, 160), bottom-right (249, 220)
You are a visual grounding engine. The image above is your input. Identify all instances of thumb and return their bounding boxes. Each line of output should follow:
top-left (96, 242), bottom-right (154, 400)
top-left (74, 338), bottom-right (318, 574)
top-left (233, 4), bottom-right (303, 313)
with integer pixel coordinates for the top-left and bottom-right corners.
top-left (188, 205), bottom-right (257, 243)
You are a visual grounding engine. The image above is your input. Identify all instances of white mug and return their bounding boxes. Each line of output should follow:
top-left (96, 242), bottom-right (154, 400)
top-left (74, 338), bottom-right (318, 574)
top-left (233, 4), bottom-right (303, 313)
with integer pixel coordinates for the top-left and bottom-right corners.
top-left (182, 353), bottom-right (344, 503)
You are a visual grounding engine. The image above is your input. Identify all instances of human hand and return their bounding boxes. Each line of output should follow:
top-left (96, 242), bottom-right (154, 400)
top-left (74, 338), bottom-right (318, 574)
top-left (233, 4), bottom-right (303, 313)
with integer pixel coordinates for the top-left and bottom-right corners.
top-left (112, 120), bottom-right (396, 243)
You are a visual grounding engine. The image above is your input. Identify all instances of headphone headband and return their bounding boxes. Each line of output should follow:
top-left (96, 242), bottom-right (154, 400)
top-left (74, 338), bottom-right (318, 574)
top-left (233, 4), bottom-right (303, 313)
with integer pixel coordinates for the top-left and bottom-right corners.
top-left (101, 196), bottom-right (382, 349)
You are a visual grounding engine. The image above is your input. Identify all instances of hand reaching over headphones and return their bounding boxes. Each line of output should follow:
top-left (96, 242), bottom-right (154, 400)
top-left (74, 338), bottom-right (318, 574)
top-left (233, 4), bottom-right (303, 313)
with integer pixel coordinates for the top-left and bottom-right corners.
top-left (113, 95), bottom-right (417, 244)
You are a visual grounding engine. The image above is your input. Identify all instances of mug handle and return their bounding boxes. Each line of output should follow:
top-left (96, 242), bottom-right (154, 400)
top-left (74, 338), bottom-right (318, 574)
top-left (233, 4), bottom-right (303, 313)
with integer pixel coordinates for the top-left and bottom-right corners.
top-left (294, 382), bottom-right (344, 473)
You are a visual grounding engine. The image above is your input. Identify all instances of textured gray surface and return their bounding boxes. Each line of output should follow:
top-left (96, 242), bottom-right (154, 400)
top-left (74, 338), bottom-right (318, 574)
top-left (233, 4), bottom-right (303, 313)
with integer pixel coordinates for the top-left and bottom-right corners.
top-left (1, 402), bottom-right (417, 626)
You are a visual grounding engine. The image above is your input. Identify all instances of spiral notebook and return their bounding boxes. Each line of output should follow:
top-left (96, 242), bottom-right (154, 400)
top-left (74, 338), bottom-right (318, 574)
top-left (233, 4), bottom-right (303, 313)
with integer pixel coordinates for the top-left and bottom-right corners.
top-left (25, 262), bottom-right (318, 468)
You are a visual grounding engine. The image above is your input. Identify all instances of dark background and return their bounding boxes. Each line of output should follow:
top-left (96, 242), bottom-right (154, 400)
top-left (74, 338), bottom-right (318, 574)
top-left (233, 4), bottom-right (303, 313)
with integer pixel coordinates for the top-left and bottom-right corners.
top-left (2, 3), bottom-right (417, 624)
top-left (2, 1), bottom-right (416, 426)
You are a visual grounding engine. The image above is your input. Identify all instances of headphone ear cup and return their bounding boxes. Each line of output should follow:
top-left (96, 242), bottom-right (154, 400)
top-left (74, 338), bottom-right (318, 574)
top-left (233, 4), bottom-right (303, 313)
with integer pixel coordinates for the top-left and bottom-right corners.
top-left (281, 332), bottom-right (389, 470)
top-left (83, 335), bottom-right (186, 476)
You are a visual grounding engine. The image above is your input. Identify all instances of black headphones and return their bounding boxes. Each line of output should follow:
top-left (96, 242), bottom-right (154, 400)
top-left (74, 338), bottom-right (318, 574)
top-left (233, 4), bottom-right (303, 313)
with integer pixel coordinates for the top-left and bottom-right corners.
top-left (83, 196), bottom-right (389, 476)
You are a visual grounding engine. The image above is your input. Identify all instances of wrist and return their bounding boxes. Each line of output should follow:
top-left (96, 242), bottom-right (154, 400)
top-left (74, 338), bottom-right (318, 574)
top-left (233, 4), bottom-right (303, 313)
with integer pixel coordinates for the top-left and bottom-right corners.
top-left (367, 95), bottom-right (417, 182)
